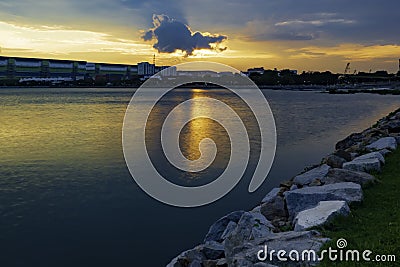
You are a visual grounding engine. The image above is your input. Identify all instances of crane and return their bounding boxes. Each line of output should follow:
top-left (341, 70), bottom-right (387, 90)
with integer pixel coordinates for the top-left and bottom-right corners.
top-left (344, 62), bottom-right (351, 75)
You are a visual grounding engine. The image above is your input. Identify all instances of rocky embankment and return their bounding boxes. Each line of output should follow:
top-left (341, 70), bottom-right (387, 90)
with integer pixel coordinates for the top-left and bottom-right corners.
top-left (167, 109), bottom-right (400, 267)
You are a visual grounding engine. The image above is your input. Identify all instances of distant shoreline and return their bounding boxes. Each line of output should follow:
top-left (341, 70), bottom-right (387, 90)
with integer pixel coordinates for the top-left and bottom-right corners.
top-left (1, 82), bottom-right (400, 95)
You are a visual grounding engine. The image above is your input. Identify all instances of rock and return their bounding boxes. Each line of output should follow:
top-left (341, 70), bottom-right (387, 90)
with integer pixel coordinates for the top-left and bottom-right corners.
top-left (293, 164), bottom-right (331, 186)
top-left (202, 260), bottom-right (217, 267)
top-left (379, 149), bottom-right (392, 156)
top-left (309, 179), bottom-right (322, 187)
top-left (334, 149), bottom-right (352, 161)
top-left (249, 212), bottom-right (275, 239)
top-left (290, 184), bottom-right (298, 191)
top-left (224, 212), bottom-right (273, 263)
top-left (202, 258), bottom-right (229, 267)
top-left (335, 132), bottom-right (364, 150)
top-left (353, 152), bottom-right (385, 164)
top-left (261, 188), bottom-right (281, 204)
top-left (254, 263), bottom-right (278, 267)
top-left (251, 205), bottom-right (261, 213)
top-left (342, 152), bottom-right (384, 173)
top-left (322, 168), bottom-right (375, 186)
top-left (221, 221), bottom-right (237, 240)
top-left (279, 180), bottom-right (293, 189)
top-left (230, 257), bottom-right (254, 267)
top-left (227, 230), bottom-right (329, 266)
top-left (225, 212), bottom-right (273, 244)
top-left (259, 230), bottom-right (329, 266)
top-left (189, 260), bottom-right (202, 267)
top-left (204, 211), bottom-right (245, 242)
top-left (363, 128), bottom-right (387, 139)
top-left (216, 258), bottom-right (228, 266)
top-left (294, 201), bottom-right (350, 231)
top-left (325, 154), bottom-right (347, 168)
top-left (350, 152), bottom-right (359, 160)
top-left (260, 193), bottom-right (287, 223)
top-left (167, 247), bottom-right (205, 267)
top-left (343, 158), bottom-right (381, 173)
top-left (201, 241), bottom-right (225, 260)
top-left (366, 137), bottom-right (397, 151)
top-left (285, 182), bottom-right (362, 219)
top-left (345, 143), bottom-right (363, 153)
top-left (380, 120), bottom-right (400, 133)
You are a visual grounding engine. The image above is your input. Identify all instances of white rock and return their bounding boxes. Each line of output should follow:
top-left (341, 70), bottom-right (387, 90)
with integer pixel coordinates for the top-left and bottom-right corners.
top-left (293, 164), bottom-right (331, 186)
top-left (366, 137), bottom-right (397, 151)
top-left (294, 201), bottom-right (350, 231)
top-left (343, 158), bottom-right (381, 173)
top-left (285, 182), bottom-right (362, 219)
top-left (353, 152), bottom-right (385, 164)
top-left (322, 168), bottom-right (375, 186)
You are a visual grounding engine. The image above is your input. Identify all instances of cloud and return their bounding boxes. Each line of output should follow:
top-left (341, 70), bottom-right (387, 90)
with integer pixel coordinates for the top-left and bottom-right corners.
top-left (243, 12), bottom-right (358, 42)
top-left (141, 14), bottom-right (227, 56)
top-left (243, 20), bottom-right (318, 41)
top-left (0, 21), bottom-right (152, 56)
top-left (287, 44), bottom-right (400, 61)
top-left (275, 18), bottom-right (355, 27)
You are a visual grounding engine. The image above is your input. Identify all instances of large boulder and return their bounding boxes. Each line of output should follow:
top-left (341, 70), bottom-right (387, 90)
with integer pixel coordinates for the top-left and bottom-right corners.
top-left (224, 212), bottom-right (273, 263)
top-left (167, 247), bottom-right (206, 267)
top-left (353, 152), bottom-right (385, 164)
top-left (204, 211), bottom-right (245, 243)
top-left (343, 158), bottom-right (381, 173)
top-left (366, 137), bottom-right (397, 151)
top-left (322, 168), bottom-right (375, 186)
top-left (333, 149), bottom-right (352, 161)
top-left (260, 188), bottom-right (287, 224)
top-left (342, 152), bottom-right (384, 173)
top-left (200, 241), bottom-right (225, 260)
top-left (335, 132), bottom-right (365, 150)
top-left (380, 120), bottom-right (400, 133)
top-left (261, 188), bottom-right (281, 204)
top-left (226, 230), bottom-right (329, 266)
top-left (285, 182), bottom-right (362, 219)
top-left (293, 201), bottom-right (350, 231)
top-left (224, 212), bottom-right (273, 244)
top-left (221, 221), bottom-right (237, 240)
top-left (325, 154), bottom-right (347, 168)
top-left (293, 164), bottom-right (331, 186)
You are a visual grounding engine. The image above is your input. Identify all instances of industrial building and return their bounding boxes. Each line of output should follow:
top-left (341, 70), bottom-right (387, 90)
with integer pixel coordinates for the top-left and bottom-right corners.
top-left (0, 56), bottom-right (173, 84)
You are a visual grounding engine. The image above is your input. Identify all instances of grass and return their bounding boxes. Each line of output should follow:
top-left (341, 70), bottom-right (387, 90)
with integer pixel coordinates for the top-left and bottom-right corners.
top-left (318, 149), bottom-right (400, 266)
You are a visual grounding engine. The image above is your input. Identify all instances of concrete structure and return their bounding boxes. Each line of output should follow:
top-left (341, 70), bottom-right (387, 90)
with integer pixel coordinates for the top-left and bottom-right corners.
top-left (0, 56), bottom-right (149, 83)
top-left (138, 62), bottom-right (155, 76)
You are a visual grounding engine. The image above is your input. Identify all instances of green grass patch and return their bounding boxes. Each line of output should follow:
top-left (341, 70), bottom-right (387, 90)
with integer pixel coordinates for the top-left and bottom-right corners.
top-left (318, 149), bottom-right (400, 266)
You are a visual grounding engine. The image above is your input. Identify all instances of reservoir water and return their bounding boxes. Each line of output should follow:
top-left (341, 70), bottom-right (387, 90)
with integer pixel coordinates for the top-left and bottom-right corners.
top-left (1, 87), bottom-right (400, 266)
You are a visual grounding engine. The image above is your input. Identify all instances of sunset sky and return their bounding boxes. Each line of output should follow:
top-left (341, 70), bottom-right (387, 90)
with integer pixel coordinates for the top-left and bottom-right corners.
top-left (1, 0), bottom-right (399, 73)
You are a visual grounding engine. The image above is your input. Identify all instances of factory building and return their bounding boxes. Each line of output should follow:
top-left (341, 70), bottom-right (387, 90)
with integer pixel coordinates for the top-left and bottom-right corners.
top-left (138, 62), bottom-right (155, 76)
top-left (0, 56), bottom-right (155, 84)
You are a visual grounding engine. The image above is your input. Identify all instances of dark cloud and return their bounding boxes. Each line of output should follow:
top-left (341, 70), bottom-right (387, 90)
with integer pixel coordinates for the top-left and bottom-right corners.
top-left (178, 0), bottom-right (400, 45)
top-left (141, 14), bottom-right (227, 56)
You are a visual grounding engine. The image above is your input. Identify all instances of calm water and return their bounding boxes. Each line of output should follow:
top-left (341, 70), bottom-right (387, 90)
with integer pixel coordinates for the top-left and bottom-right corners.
top-left (1, 88), bottom-right (400, 267)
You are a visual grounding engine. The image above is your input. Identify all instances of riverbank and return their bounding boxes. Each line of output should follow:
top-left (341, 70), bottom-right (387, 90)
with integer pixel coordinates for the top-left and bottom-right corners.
top-left (328, 88), bottom-right (400, 95)
top-left (167, 108), bottom-right (400, 267)
top-left (319, 149), bottom-right (400, 266)
top-left (1, 81), bottom-right (399, 92)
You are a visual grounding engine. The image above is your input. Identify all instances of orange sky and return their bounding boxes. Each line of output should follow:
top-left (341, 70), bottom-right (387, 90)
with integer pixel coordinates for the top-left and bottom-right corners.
top-left (1, 1), bottom-right (399, 73)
